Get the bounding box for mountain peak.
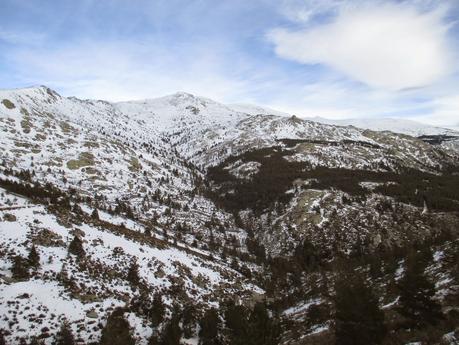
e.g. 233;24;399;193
171;91;196;98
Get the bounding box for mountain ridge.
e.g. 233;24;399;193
1;85;459;345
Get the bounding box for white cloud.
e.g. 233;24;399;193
269;2;453;90
6;39;251;102
280;0;345;23
0;29;46;46
263;79;416;119
414;95;459;129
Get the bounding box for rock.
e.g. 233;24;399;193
70;228;86;238
79;294;102;303
86;309;98;319
32;229;65;247
1;276;15;284
107;269;118;278
3;213;17;222
17;293;30;299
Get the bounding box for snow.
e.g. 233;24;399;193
0;279;123;343
382;296;399;309
0;187;260;344
308;324;329;335
306;116;459;137
1;85;459;343
283;298;322;316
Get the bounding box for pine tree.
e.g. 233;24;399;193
28;245;40;269
334;271;386;345
182;304;196;338
100;308;135;345
11;256;30;280
148;334;160;345
54;320;75;345
247;302;280;345
398;251;443;328
0;330;6;345
68;236;85;257
224;301;248;345
199;308;221;345
127;260;140;287
91;208;100;220
151;293;165;327
160;312;181;345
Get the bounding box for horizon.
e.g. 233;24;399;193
1;0;459;129
2;83;458;131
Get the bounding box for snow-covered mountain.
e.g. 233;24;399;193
305;116;459;137
1;86;459;345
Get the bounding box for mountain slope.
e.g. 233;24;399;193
1;86;459;344
306;116;459;136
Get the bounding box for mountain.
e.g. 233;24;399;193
1;86;459;345
305;116;458;136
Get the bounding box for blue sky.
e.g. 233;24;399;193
1;0;458;128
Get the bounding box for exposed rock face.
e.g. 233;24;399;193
31;229;65;247
3;213;16;222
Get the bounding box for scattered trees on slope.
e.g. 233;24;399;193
224;301;280;345
54;320;75;345
199;308;221;345
100;308;135;345
334;271;386;345
397;250;443;329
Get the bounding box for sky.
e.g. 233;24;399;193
0;0;458;129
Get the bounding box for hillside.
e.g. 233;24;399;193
1;86;459;345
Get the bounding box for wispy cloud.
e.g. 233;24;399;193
267;0;459;128
269;2;453;90
4;38;254;102
0;0;458;129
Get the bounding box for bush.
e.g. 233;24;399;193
397;251;443;328
1;99;15;109
28;245;40;269
11;256;30;280
127;260;140;287
68;236;85;257
199;308;221;345
100;308;135;345
334;272;386;345
54;320;75;345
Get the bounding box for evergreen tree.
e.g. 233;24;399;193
68;236;85;257
151;293;165;327
54;320;75;345
199;308;221;345
91;208;100;220
182;304;196;338
127;260;140;287
148;334;160;345
247;302;280;345
398;251;443;328
224;301;248;345
160;312;181;345
334;272;386;345
100;308;135;345
28;245;40;269
0;330;6;345
294;239;319;271
72;203;82;214
11;256;30;280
